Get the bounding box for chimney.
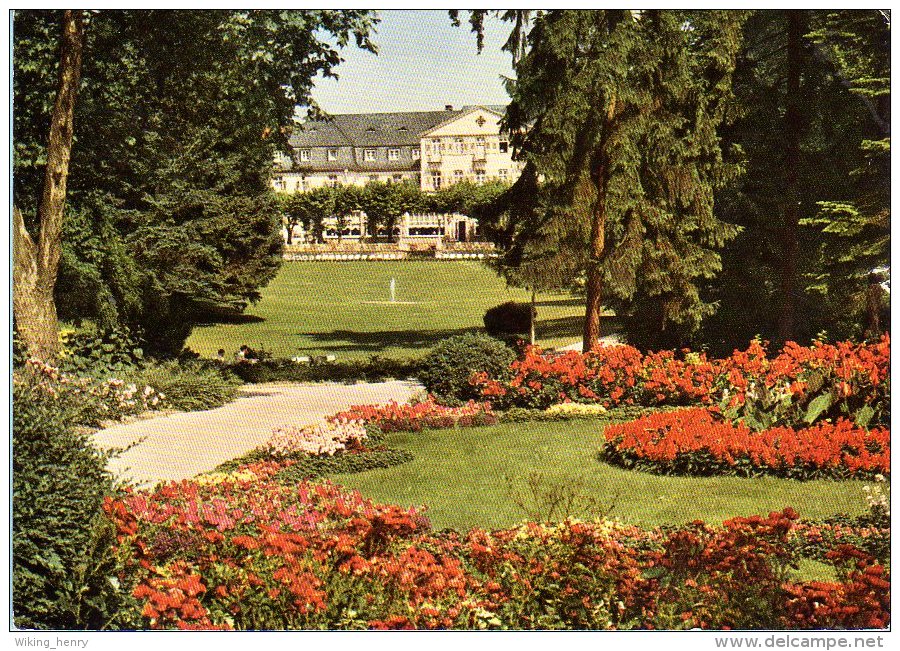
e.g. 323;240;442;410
445;104;453;111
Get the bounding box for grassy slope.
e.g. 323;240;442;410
186;261;588;359
328;419;869;531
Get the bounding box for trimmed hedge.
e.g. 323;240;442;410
483;301;533;338
226;356;422;384
274;448;414;483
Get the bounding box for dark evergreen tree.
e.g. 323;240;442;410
472;10;747;349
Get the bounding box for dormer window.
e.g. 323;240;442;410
388;148;400;161
299;149;310;162
328;149;338;161
364;149;376;162
412;148;420;160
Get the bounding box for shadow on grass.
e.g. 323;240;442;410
295;326;484;355
194;306;266;325
536;314;623;341
534;297;584;308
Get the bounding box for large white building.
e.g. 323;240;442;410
272;105;524;193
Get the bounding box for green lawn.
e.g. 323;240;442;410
328;419;869;531
187;261;591;359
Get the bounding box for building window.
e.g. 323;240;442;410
498;169;508;180
328;174;339;188
432;138;442;152
474;171;486;184
388;148;400;161
412;148;420;160
328;149;338;161
299;149;310;162
499;140;509;153
364;149;376;162
369;174;379;182
431;172;441;189
392;174;403;182
273;176;286;190
453;170;464;183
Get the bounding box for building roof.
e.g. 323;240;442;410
289;109;459;149
288;104;509;149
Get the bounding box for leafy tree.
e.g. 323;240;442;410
331;184;364;243
360;181;424;242
463;10;746;350
281;186;336;244
13;10;377;356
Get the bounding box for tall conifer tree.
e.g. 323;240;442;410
473;10;746;349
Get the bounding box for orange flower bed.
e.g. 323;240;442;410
601;407;890;479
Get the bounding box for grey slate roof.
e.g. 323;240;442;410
290;109;462;149
288;105;509;149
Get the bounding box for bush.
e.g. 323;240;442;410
274;448;415;483
127;361;240;412
483;301;533;338
12;375;123;629
419;333;515;404
227;356;422;384
59;326;145;377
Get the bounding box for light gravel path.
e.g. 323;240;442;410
92;380;422;487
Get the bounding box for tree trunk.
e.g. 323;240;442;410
12;10;85;361
863;273;883;340
529;288;536;346
777;10;804;343
582;97;616;353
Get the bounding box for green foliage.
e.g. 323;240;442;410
700;10;890;352
14;10;378;356
273;448;415;483
12;377;123;629
59;326;145;376
418;332;516;404
483;301;533;338
226;356;422;384
126;361;241;412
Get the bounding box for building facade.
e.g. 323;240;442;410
272;105;523;194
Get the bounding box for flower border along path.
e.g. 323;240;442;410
92;380;422;487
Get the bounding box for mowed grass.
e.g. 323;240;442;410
328;419;869;531
187;261;589;359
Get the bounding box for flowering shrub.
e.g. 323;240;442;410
329;398;497;433
264;420;368;458
17;358;163;426
103;472;890;630
471;336;890;431
600;407;889;479
545;402;608;417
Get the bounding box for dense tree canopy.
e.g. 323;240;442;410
13;10;377;355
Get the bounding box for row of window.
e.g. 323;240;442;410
426;137;509;154
430;169;507;189
294;148;422;163
292;140;510;164
273;172;414;191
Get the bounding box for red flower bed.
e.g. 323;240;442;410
601;407;890;479
104;467;890;630
471;336;890;429
329;398;497;433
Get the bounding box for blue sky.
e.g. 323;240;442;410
310;10;515;114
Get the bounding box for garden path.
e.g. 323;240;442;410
92;380;422;487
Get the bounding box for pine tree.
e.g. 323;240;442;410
494;10;746;349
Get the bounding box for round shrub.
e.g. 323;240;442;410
419;332;515;404
483;301;534;338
